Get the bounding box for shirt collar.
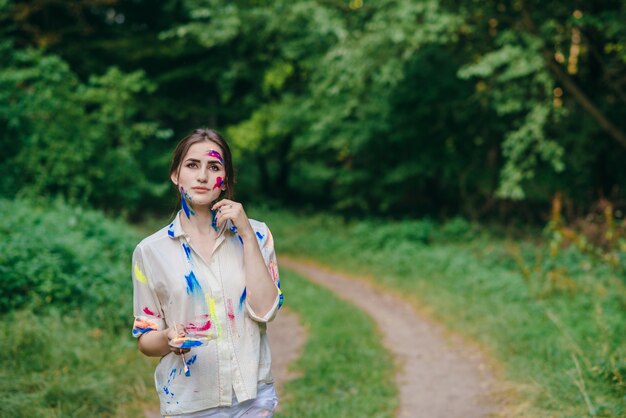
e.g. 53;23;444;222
167;210;232;240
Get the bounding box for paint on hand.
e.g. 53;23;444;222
180;187;196;219
239;288;247;311
212;176;223;190
168;223;175;238
184;270;202;295
207;150;224;165
132;318;158;337
238;235;244;245
230;225;237;233
134;263;148;284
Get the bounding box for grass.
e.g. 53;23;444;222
0;310;157;417
251;208;626;417
275;269;397;418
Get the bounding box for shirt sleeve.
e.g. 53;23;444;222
131;245;166;338
245;223;283;323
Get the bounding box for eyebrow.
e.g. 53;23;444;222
184;157;223;165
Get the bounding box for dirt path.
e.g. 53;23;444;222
280;256;502;418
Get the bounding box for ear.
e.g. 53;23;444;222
170;172;178;186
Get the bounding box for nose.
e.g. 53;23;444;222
197;167;208;183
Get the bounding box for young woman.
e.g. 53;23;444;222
131;128;283;417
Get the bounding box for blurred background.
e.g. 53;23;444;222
0;0;625;417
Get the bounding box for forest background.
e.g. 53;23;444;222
0;0;625;417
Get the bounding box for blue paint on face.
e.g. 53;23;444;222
182;242;192;262
185;270;202;295
239;287;247;311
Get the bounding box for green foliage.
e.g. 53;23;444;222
0;198;140;330
254;208;626;417
0;310;155;417
276;270;397;418
0;41;171;213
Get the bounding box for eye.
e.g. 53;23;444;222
186;162;198;168
209;164;221;171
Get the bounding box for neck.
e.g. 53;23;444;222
179;204;217;236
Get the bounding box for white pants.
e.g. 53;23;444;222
168;383;278;418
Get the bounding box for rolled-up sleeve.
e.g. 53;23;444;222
131;246;166;337
245;224;283;322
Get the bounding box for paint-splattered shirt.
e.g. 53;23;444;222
131;212;282;416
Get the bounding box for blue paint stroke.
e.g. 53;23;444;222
182;242;192;262
132;326;155;337
277;279;284;308
168;223;175;238
255;231;265;241
180;187;195;219
185;270;202;295
230;225;238;233
238;235;244;245
239;288;247;311
179;339;204;348
186;354;198;365
210;209;218;231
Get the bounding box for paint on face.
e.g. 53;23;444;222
255;231;265;241
143;307;161;317
180;187;196;219
210;209;218;231
184;270;202;295
239;288;247;311
182;242;192;262
207;150;224;165
168;223;175;238
212;176;223;190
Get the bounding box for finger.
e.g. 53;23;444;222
212;199;234;211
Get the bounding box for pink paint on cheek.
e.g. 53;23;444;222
212;176;224;190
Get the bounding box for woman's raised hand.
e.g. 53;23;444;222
212;199;254;240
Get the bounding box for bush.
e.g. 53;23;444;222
0;198;140;330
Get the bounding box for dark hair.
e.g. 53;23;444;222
169;128;235;200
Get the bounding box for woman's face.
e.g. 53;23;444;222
171;141;227;207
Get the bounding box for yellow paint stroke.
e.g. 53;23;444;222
134;262;148;284
207;293;222;338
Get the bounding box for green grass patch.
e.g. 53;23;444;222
0;310;157;417
253;208;626;417
276;269;397;418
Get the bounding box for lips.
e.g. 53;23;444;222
192;187;210;192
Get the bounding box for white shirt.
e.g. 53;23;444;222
131;211;283;416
